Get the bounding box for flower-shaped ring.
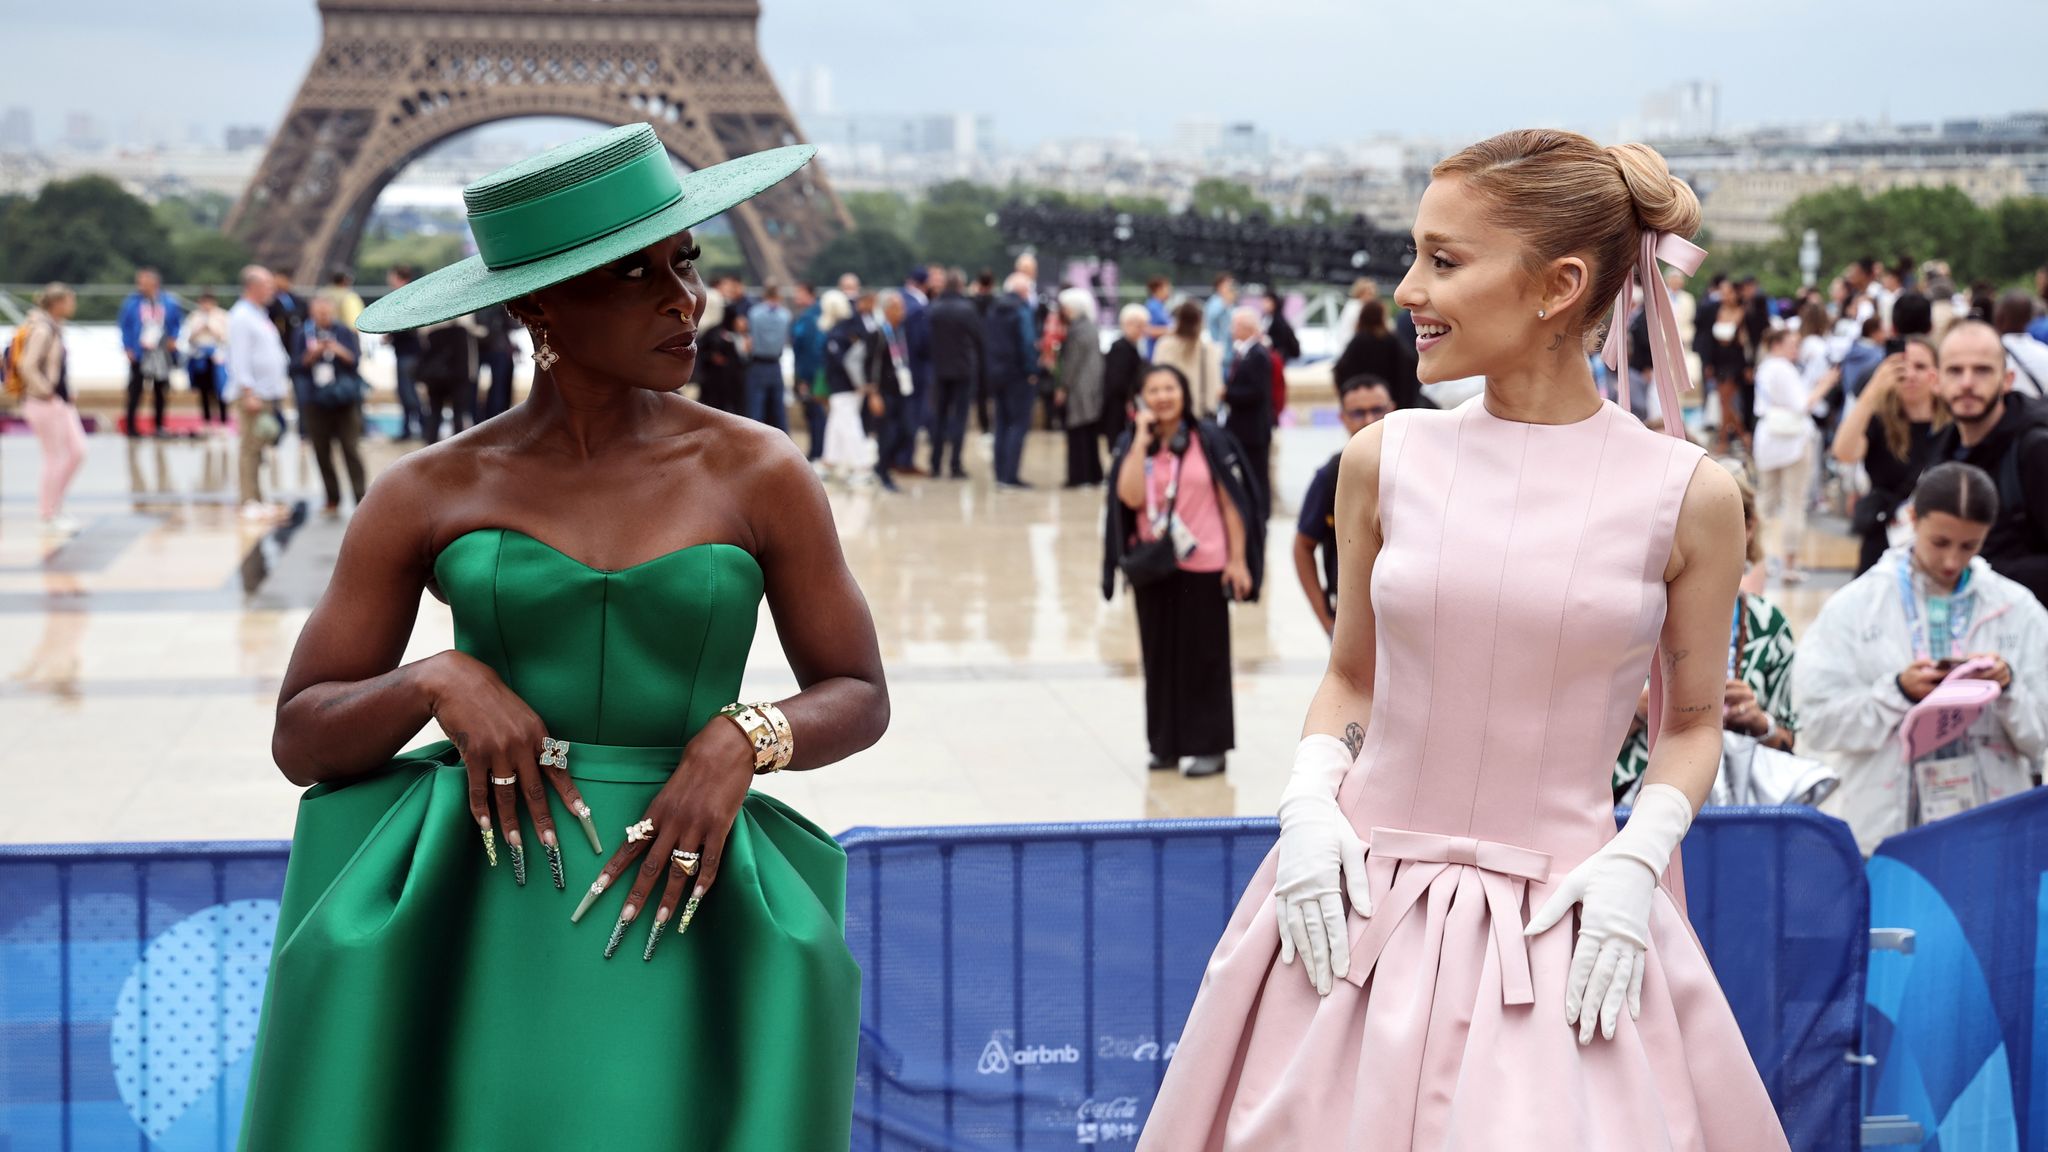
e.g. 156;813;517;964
539;738;569;771
625;818;656;844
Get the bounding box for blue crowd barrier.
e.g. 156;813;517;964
0;811;1864;1151
842;808;1868;1152
1866;787;2048;1152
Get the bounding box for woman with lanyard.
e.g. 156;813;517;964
1796;461;2048;854
1102;363;1263;778
1614;474;1799;804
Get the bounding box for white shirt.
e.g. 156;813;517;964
224;297;290;402
2004;333;2048;400
1752;354;1815;472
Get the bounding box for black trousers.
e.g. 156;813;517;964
1065;419;1103;486
303;402;367;507
189;358;225;423
421;374;475;443
126;361;169;436
1134;568;1235;759
1230;425;1272;517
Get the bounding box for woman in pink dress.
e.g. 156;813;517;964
1137;130;1791;1151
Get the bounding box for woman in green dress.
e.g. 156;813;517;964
239;125;887;1150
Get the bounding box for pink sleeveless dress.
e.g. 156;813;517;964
1137;399;1790;1151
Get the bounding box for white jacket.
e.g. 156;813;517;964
1795;545;2048;853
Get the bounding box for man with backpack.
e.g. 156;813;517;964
1931;319;2048;604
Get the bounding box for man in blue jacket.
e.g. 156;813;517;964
118;267;183;437
893;266;935;474
789;282;827;460
984;273;1040;488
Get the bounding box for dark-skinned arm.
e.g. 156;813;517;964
752;437;889;767
271;456;455;786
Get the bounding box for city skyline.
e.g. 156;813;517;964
6;0;2046;153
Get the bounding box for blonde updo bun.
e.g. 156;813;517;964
1605;142;1702;239
1433;129;1702;331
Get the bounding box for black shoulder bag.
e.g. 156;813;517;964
1119;449;1184;588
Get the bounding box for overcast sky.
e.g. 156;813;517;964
8;0;2045;150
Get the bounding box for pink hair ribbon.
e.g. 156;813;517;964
1601;229;1707;439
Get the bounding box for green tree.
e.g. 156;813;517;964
1189;178;1267;222
1993;197;2048;282
806;228;916;288
171;231;255;287
0;175;173;283
841;190;915;242
915;202;1006;273
1779;185;1999;284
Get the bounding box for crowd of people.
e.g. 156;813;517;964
13;235;2048;847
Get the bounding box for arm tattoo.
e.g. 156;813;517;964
1674;704;1713;715
1662;648;1691;671
1343;722;1366;759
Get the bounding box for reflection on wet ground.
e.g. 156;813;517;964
1;423;1852;843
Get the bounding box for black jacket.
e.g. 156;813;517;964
983;292;1035;386
1102;421;1266;602
929;290;985;385
1222;343;1273;440
1267;312;1301;362
1932;395;2048;603
1102;337;1145;427
1332;330;1429;410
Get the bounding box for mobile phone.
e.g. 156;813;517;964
1884;336;1906;356
1933;657;1961;674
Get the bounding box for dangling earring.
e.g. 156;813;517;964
533;326;559;373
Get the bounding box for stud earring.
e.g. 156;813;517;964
533;326;559;373
1537;308;1548;319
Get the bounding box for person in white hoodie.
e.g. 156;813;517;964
1796;461;2048;853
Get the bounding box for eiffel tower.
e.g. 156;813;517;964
227;0;847;287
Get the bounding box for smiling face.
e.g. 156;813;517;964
507;231;707;391
1394;176;1558;384
1140;367;1187;425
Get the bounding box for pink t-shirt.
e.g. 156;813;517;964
1138;434;1228;572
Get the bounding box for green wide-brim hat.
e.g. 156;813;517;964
357;123;814;333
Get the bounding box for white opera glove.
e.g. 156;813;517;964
1272;734;1372;996
1523;782;1694;1044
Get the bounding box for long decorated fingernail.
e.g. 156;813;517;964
507;837;527;887
603;904;637;960
678;895;702;935
479;820;498;868
571;874;609;924
642;910;670;961
545;842;565;890
574;803;602;854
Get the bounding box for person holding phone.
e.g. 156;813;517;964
1833;338;1950;573
1796;462;2048;853
1103;364;1263;777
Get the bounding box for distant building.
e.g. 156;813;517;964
61;111;105;153
1660;112;2048;246
224;125;269;152
0;107;33;153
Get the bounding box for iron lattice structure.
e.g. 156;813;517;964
227;0;847;287
993;202;1414;286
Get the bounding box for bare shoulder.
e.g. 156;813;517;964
692;404;814;494
1338;417;1388;483
1670;454;1743;577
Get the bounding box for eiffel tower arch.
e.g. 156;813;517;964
227;0;848;290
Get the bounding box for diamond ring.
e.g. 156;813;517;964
671;849;702;876
490;775;518;786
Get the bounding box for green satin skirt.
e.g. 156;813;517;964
239;740;861;1151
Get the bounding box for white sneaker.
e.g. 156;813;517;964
240;501;275;523
42;513;80;535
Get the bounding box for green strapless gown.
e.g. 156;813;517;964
239;529;860;1151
